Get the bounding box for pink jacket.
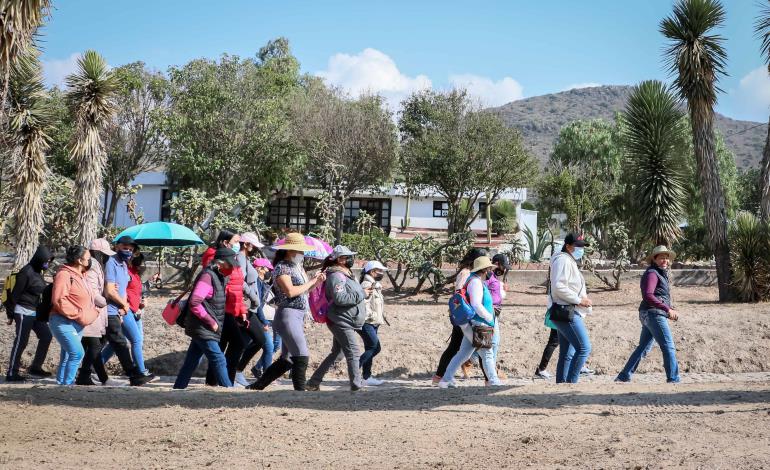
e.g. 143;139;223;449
82;262;108;337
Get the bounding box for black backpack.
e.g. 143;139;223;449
36;283;54;323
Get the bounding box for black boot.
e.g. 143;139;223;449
247;358;291;390
291;356;309;391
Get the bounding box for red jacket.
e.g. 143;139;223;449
201;246;216;269
127;266;143;313
225;266;246;317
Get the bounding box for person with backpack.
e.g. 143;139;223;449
616;246;681;384
173;248;241;389
247;233;324;391
358;260;388;386
549;233;593;384
5;246;54;382
232;232;267;387
305;245;366;391
432;248;487;385
236;257;274;384
438;256;502;388
49;246;100;385
76;239;112;385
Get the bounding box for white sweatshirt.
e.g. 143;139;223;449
548;251;591;317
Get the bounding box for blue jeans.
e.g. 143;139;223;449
102;312;146;373
174;338;233;389
554;315;592;383
617;311;680;383
358;323;382;379
49;314;85;385
440;325;499;385
256;321;281;371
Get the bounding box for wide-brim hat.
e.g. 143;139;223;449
645;245;676;264
273;232;315;253
471;256;496;273
240;232;264;249
89;238;116;256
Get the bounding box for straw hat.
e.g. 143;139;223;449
273;232;315;252
645;245;676;264
471;256;495;273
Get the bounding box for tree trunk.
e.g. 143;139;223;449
402;190;411;232
690;104;734;301
334;202;344;246
759;115;770;223
104;189;120;227
485;200;492;244
74;138;106;246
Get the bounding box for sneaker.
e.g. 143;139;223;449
614;376;630;383
431;375;442;385
534;369;552;380
437;381;457;389
485;380;504;387
28;367;52;378
130;374;155;387
234;372;249;387
75;377;96;386
141;371;159;383
5;374;27;383
460;361;472;379
305;383;320;391
232;382;245;389
102;378;126;387
251;366;263;380
364;377;384;386
580;366;595;375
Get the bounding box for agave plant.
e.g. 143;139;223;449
756;1;770;222
5;48;53;269
622;80;688;246
522;225;552;263
729;212;770;302
66;50;118;245
661;0;734;301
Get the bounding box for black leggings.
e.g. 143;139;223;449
208;314;266;384
78;337;109;383
537;328;560;372
435;325;463;378
236;313;267;371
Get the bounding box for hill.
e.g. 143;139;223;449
489;85;767;169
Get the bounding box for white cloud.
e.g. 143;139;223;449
316;48;431;112
564;82;602;91
41;53;81;88
733;66;770;121
448;74;524;107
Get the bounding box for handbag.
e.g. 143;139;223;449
472;325;495;349
162;287;192;326
548;303;575;322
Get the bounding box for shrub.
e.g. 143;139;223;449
729;212;770;302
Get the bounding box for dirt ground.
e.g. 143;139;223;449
0;282;769;468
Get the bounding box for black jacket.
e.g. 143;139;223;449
184;267;226;342
11;246;51;311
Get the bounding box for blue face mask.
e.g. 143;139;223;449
572;247;585;260
231;243;240;254
118;250;133;262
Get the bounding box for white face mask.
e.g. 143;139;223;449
292;254;304;265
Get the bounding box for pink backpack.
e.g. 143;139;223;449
308;276;330;323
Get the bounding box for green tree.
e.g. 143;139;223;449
45;86;76;178
399;89;535;235
756;1;770;222
622;80;688;246
163;41;302;197
736;168;762;215
661;0;735;301
66;51;118;246
102;61;170;226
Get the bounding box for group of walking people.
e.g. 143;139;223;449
4;229;681;389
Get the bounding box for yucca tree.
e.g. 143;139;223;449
729;212;770;302
5;48;52;269
757;1;770;222
661;0;735;301
66;51;117;245
623;80;688;246
0;0;50;99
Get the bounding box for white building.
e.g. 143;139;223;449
105;172;537;243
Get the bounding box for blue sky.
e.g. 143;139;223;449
39;0;769;122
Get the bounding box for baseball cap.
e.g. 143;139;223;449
363;260;388;273
563;233;589;247
214;247;240;267
491;253;511;269
329;245;357;260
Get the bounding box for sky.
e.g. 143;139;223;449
38;0;770;122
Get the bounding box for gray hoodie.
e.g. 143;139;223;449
325;266;366;329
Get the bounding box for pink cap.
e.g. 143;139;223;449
253;258;274;270
89;238;116;256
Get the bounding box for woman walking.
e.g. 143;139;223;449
438;256;501;388
616;246;681;384
358;260;389;386
306;246;367;391
49;246;99;386
173;248;240;389
6;245;53;382
76;239;112;385
232;233;267;386
236;258;274;382
247;233;324;391
549;234;593;384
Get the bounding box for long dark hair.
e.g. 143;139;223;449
321;255;336;272
214;229;237;248
131;252;145;268
273;249;289;266
65;245;87;265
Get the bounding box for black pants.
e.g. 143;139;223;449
435;325;463;378
207;315;265;384
236;312;267;372
77;337;109;383
105;316;139;378
537;328;560;372
7;314;52;376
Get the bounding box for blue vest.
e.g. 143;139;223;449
470;274;495;326
639;266;671;312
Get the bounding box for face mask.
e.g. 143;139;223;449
263;272;272;282
344;257;354;269
572;247;585;260
231;243;240;254
485;271;493;280
118;250;133;262
292;254;304;265
219;264;234;276
373;274;384;281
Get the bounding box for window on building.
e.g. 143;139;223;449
433;201;449;218
267;197;318;233
478;201;488;219
343;198;392;234
160;189;176;222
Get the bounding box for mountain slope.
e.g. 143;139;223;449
489;85;767;169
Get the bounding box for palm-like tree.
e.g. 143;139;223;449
0;0;50;98
756;1;770;222
66;51;117;245
5;48;52;269
623;80;688;246
660;0;734;301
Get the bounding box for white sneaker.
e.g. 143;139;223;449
535;369;552;380
102;378;126;387
232;381;245;389
235;372;249;387
486;380;504;387
437;381;457;389
364;377;385;386
580;366;595;375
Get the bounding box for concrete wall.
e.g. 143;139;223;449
390;196;523;231
103;172;168;227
